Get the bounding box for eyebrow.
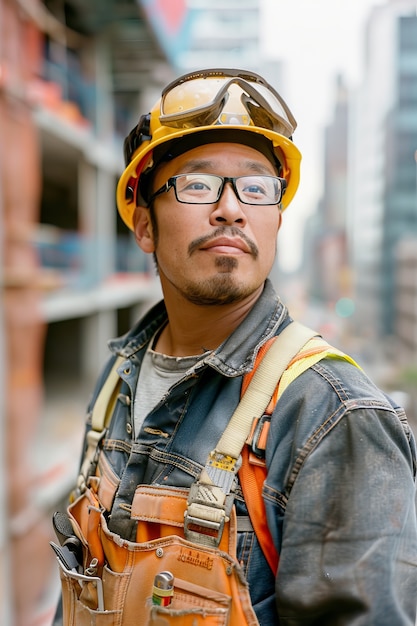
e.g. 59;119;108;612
178;159;275;176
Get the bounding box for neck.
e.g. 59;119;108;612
154;284;264;356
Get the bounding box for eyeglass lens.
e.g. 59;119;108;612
173;174;282;205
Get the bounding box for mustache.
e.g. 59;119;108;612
188;226;259;258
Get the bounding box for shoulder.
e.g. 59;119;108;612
265;355;416;495
280;354;394;413
267;355;408;464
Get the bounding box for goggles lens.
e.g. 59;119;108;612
159;69;296;138
149;173;286;206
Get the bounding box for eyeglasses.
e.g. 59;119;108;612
147;173;287;206
159;68;297;138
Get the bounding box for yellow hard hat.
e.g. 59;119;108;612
117;68;302;231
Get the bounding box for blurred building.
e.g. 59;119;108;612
299;0;417;367
349;0;417;342
395;236;417;360
307;0;417;359
0;1;184;623
305;75;350;306
172;0;284;105
394;235;417;424
175;0;260;71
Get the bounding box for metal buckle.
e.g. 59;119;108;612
184;482;235;548
183;510;226;548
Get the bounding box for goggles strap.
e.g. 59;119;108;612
123;114;151;166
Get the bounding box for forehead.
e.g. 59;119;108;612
155;142;278;182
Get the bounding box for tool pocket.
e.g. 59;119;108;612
148;606;229;626
60;563;122;626
146;576;231;625
58;557;129;625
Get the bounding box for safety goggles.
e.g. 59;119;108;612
159;69;297;138
148;173;287;206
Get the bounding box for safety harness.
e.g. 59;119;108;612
53;321;359;625
76;321;357;564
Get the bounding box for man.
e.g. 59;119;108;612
53;69;417;625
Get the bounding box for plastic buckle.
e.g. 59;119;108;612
251;413;271;459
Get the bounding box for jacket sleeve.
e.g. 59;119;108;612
273;398;417;625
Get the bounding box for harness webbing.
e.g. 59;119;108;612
184;322;318;547
77;355;124;495
76;321;359;573
239;336;361;573
209;322;317;462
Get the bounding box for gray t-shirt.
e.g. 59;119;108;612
133;342;211;437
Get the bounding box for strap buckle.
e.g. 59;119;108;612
248;414;271;459
75;427;106;496
184;482;235;548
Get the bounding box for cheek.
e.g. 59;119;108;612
153;217;191;262
154;208;205;251
254;215;280;264
253;213;281;245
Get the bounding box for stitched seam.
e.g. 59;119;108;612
262;484;287;510
103;439;132;454
132;444;204;479
238;529;255;578
311;361;353;403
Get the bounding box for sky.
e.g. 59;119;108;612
259;0;387;271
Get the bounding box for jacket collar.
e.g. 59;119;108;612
108;279;290;377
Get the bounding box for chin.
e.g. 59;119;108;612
181;274;258;306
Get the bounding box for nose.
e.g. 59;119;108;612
209;182;248;226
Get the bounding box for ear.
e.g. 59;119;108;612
133;206;155;253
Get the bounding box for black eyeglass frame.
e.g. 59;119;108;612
147;174;287;207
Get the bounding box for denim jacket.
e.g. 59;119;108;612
71;279;417;625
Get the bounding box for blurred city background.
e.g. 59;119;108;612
1;0;417;623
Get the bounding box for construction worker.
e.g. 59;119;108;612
52;69;417;625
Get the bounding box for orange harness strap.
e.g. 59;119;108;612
238;336;339;574
240;444;279;572
239;338;279;573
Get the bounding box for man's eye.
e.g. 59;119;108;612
243;184;266;195
241;182;269;198
177;176;216;198
185;181;211;191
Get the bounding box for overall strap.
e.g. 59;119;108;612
76;355;125;496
